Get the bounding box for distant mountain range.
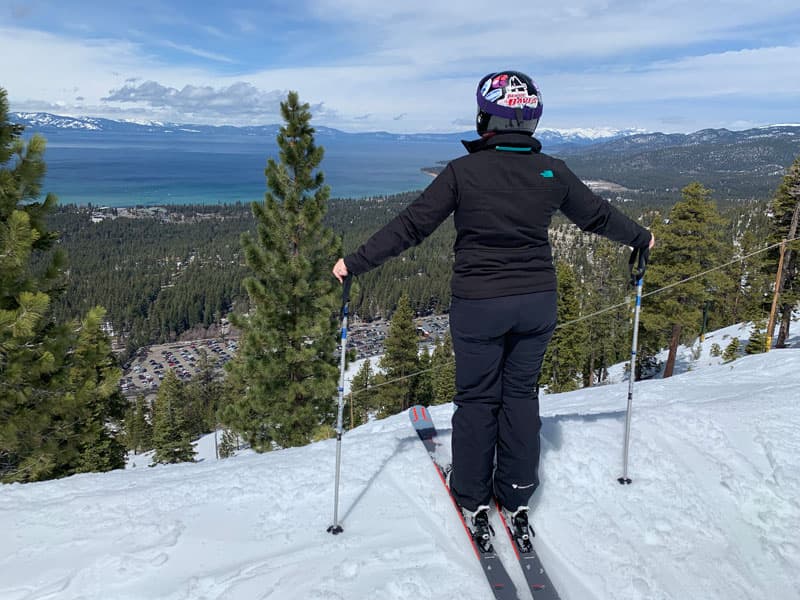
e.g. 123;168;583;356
557;125;800;155
557;124;800;200
11;111;646;150
11;112;800;201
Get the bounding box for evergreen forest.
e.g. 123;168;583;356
44;189;775;356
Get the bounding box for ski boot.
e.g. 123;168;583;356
462;505;494;553
502;506;535;553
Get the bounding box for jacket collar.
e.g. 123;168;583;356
461;132;542;154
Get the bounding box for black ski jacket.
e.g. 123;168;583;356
344;132;651;299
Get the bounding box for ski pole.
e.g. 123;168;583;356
618;247;648;485
328;274;353;534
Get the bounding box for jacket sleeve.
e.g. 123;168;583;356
343;164;458;276
555;160;651;248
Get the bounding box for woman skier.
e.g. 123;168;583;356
332;70;654;539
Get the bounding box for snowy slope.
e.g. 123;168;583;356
1;333;799;599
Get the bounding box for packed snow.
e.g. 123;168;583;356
1;323;799;600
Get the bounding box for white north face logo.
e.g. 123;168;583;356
512;483;535;490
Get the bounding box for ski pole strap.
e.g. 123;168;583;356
628;247;649;286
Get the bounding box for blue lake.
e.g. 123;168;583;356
37;129;466;206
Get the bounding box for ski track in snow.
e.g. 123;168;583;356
1;325;799;600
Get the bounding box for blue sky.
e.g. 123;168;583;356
2;0;799;133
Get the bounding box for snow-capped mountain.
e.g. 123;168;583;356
11;112;283;136
564;125;800;155
13;111;800;154
536;126;648;145
11;112;107;131
11;111;641;146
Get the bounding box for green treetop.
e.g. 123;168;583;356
640;182;731;377
151;369;195;464
376;293;419;415
541;261;587;392
349;358;375;426
431;333;456;405
222;91;342;451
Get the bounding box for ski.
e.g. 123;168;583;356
408;405;521;600
495;500;562;600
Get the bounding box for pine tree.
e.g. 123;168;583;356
726;229;772;325
70;307;127;474
746;321;767;355
186;349;221;437
222;92;342;451
766;155;800;348
581;239;630;386
349;358;375;425
218;429;239;459
126;395;153;454
376;293;419;416
722;338;741;363
431;333;456;405
541;262;587;392
1;88;125;482
412;348;434;407
640;182;731;377
151;370;194;464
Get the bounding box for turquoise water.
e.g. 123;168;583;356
38;129;464;206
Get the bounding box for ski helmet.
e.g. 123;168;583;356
476;71;543;135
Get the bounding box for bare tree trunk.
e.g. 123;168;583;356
586;350;595;388
663;323;682;378
776;304;793;348
767;204;800;348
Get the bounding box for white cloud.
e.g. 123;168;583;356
102;80;288;120
544;45;800;107
0;26;222;120
306;0;800;65
2;0;799;134
157;40;236;64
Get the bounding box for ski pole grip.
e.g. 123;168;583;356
628;247;649;286
342;274;353;306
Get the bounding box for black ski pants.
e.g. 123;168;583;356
448;290;557;512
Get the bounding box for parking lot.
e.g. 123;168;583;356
346;313;450;359
120;338;238;396
120;314;451;396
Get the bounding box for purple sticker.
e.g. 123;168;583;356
492;74;509;88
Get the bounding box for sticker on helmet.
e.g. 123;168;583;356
492;74;509;88
496;75;539;108
498;93;539;108
485;88;503;102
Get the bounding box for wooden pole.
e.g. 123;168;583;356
765;240;787;352
766;200;800;351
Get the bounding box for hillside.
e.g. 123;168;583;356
409;126;800;202
559;125;800;200
1;325;798;600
